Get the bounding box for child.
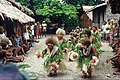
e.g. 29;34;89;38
55;28;66;45
36;38;66;77
77;39;99;78
55;28;69;61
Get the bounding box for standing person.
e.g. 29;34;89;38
31;24;35;38
42;21;47;37
109;28;114;43
55;28;67;52
34;23;37;39
102;21;107;40
22;23;30;41
105;20;111;42
36;22;40;40
0;26;6;42
30;24;35;47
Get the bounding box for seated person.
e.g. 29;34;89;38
106;47;120;75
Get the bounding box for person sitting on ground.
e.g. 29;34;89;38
0;38;24;62
106;47;120;75
11;33;26;56
111;38;120;52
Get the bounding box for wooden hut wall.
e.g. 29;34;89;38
0;16;25;38
5;18;14;37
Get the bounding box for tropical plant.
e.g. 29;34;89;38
35;0;82;30
63;0;103;6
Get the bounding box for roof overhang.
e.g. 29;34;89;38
86;3;107;13
0;0;35;23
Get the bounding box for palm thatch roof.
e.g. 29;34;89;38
6;0;34;15
0;0;35;23
80;12;92;27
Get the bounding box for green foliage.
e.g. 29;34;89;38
63;0;103;6
16;0;83;30
16;0;29;7
36;0;78;18
18;64;30;69
35;0;82;30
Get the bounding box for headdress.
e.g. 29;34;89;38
56;28;65;36
45;38;56;46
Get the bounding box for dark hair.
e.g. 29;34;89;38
84;29;91;37
69;32;74;36
81;39;91;47
45;38;56;46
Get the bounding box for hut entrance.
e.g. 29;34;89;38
0;16;4;26
5;19;14;37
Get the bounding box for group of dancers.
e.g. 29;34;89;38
36;26;101;78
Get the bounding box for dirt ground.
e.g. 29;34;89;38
16;35;120;80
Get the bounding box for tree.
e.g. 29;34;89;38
35;0;81;28
63;0;103;6
16;0;83;30
109;0;120;14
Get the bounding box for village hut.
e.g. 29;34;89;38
0;0;35;37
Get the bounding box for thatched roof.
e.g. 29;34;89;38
6;0;34;15
0;0;35;23
80;12;92;27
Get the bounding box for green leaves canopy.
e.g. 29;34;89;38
36;0;79;19
63;0;103;6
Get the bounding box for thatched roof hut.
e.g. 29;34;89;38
6;0;34;15
0;0;35;37
0;0;35;23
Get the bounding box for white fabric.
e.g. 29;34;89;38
102;24;110;33
69;51;78;61
82;64;88;75
42;23;47;30
91;56;99;66
9;40;13;46
106;30;110;34
102;25;107;33
43;27;47;30
31;25;34;35
23;32;29;40
0;33;6;42
42;23;47;27
47;46;58;58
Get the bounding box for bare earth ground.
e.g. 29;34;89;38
16;35;120;80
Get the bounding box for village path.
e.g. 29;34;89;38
16;35;120;80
